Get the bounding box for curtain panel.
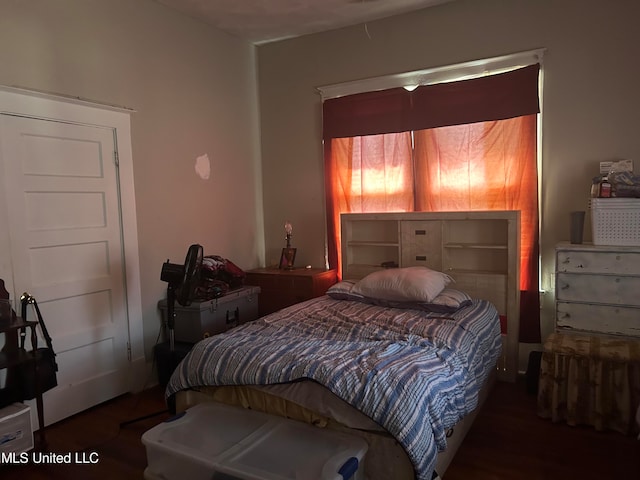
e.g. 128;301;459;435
324;133;414;277
413;115;540;342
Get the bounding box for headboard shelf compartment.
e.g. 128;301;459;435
341;210;520;382
347;240;399;246
344;217;399;243
444;243;508;249
447;267;510;276
444;247;508;275
342;217;401;272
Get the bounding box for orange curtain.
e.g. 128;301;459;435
325;133;413;277
414;115;540;342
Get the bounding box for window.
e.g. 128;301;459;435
321;53;543;342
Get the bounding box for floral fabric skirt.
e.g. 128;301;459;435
537;332;640;435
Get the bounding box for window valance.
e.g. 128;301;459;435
322;63;540;140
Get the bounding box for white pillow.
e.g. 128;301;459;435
351;266;453;303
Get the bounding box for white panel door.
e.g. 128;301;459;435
0;114;130;426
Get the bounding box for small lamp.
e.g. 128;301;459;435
279;221;297;270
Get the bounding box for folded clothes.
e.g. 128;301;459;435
608;171;640;197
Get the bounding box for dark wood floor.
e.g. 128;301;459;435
2;378;639;479
445;379;640;480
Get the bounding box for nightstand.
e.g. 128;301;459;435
245;268;337;316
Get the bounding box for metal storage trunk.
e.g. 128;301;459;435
158;286;260;343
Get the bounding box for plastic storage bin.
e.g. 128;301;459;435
0;403;33;454
142;402;368;480
590;198;640;246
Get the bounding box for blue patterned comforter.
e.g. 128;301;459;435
166;295;502;480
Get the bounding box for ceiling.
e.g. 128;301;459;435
154;0;454;45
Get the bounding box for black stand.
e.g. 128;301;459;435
120;409;168;428
120;282;181;428
122;245;202;428
166;282;177;352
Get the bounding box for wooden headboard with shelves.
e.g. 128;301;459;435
340;210;521;382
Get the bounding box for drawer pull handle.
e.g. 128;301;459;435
416;255;427;261
561;283;570;290
415;230;426;235
562;256;570;264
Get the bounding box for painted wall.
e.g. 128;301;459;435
0;0;263;361
257;0;640;341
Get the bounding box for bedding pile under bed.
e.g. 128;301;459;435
166;293;502;480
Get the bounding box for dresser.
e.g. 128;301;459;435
554;242;640;337
245;268;337;316
537;243;640;434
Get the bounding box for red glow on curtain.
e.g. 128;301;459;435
325;133;413;277
414;115;540;341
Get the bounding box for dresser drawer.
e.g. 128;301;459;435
400;220;443;270
556;301;640;337
556;250;640;274
556;273;640;306
246;272;315;296
248;274;299;291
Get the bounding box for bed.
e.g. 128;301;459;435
165;211;521;480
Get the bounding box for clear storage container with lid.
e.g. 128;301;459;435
142;401;368;480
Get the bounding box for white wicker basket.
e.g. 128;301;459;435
590;198;640;246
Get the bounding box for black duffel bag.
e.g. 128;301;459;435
17;293;58;400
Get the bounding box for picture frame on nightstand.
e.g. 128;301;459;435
278;247;296;270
